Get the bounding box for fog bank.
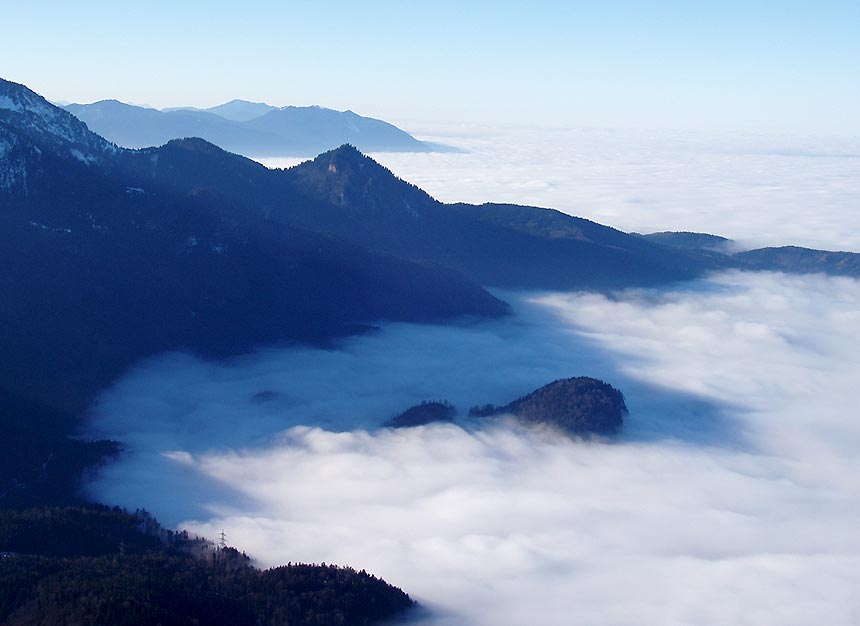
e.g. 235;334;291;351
258;126;860;251
85;272;860;625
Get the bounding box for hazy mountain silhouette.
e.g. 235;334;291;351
63;99;451;156
164;99;279;122
63;99;285;153
206;99;278;121
641;231;860;276
734;245;860;276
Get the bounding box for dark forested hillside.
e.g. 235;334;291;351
0;78;506;417
0;507;414;626
0;77;506;515
471;377;628;436
0;390;117;510
277;147;715;289
385;401;457;428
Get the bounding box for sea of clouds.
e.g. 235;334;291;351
85;271;860;625
261;124;860;252
84;127;860;624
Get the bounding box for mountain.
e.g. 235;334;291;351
63;99;286;153
139;140;712;290
243;146;721;289
205;99;278;121
62;99;450;156
0;389;117;509
242;105;444;154
734;246;860;276
470;377;628;436
639;231;735;253
642;233;860;277
0;507;415;626
5;75;860;505
1;77;506;422
164;99;279;122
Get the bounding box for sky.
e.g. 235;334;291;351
3;1;859;133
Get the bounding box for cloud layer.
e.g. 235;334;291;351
85;271;860;626
258;126;860;252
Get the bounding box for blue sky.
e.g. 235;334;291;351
3;1;858;132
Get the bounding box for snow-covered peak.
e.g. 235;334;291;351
0;77;116;162
1;79;68;123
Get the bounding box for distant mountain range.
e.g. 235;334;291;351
61;99;454;156
3;75;860;506
164;99;279;122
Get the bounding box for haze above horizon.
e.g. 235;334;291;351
3;1;858;135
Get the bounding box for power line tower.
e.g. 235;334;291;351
218;529;227;550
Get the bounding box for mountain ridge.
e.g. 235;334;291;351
1;78;507;418
3;75;858;505
62;98;453;156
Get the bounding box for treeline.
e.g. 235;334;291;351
0;507;414;626
470;377;628;436
385;400;456;428
0;505;186;557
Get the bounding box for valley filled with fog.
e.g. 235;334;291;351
260;125;860;251
84;129;860;625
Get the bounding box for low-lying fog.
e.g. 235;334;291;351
259;125;860;251
85;271;860;626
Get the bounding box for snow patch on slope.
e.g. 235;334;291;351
71;148;96;164
0;94;22;112
0;132;33;193
0;79;115;163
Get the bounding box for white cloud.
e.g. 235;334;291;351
85;271;860;626
256;125;860;252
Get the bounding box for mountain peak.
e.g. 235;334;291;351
221;98;269;107
163;136;224;153
288;144;438;213
0;77;115;164
205;99;277;122
1;78;57;116
311;144;390;178
323;142;364;162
